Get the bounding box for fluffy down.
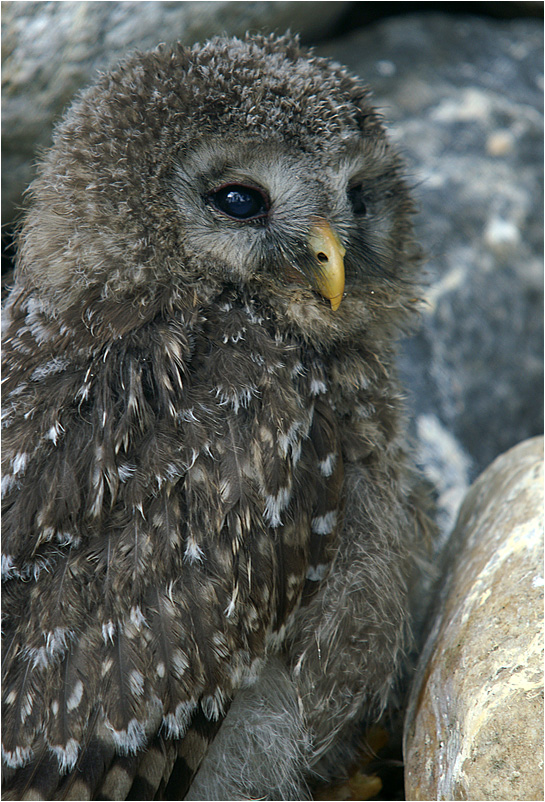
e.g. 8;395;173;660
2;33;431;801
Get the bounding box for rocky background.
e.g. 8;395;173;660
404;436;543;801
2;3;543;801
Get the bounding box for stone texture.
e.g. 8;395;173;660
404;436;544;801
1;0;350;222
320;14;543;534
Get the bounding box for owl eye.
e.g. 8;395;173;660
207;184;269;221
348;184;368;216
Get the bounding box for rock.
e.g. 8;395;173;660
403;436;544;801
1;0;350;223
319;14;543;531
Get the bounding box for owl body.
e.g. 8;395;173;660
2;36;428;800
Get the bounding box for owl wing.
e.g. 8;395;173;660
1;298;344;800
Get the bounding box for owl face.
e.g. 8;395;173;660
16;35;415;340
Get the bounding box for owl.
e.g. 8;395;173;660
2;34;430;801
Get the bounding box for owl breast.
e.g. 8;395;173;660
1;285;345;783
173;292;345;633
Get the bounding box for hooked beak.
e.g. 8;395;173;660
307;220;346;311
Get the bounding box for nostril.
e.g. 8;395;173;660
316;252;329;263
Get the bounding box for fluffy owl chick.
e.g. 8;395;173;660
2;34;430;801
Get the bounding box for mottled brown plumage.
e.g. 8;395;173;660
2;34;430;800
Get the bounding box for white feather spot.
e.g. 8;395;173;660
26;302;54;344
51;700;59;716
293;652;305;678
45;627;69;658
101;657;114;677
67;680;84;712
243;303;263;324
118;463;136;482
30;357;70;381
162;700;197;738
214;384;256;413
130;605;147;628
56;531;81;547
102;620;116;644
172;649;189;677
5;689;17;706
311;510;337;535
278;421;302;458
233;329;246;343
264;487;291;528
306;563;329;581
12;452;29;475
21;692;33;722
1;474;16;498
310;378;327;396
46;421;64;445
1;554;16;579
2;745;33;769
201;688;226;721
76;382;91;402
224;585;239;618
219;478;232;502
179;407;199;423
186;448;199;470
184;538;204;564
105;718;146;755
27;646;48;670
49;739;80;773
318;453;337;478
156;661;166;678
129;670;145;697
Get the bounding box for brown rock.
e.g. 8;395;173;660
404;436;544;801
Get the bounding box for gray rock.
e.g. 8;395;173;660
320;14;543;528
2;0;350;222
404;436;544;801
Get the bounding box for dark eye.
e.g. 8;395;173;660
207;184;269;220
348;184;368;216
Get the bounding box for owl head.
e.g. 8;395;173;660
13;34;418;344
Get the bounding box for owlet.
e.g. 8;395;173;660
2;34;430;801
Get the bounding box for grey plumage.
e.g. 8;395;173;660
2;34;431;800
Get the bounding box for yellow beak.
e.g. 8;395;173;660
307;220;346;311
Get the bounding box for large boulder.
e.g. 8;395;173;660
404;436;544;801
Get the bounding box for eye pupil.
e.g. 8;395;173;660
348;184;367;216
208;184;268;220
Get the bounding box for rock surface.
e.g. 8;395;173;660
320;14;543;534
2;0;349;222
404;436;544;801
